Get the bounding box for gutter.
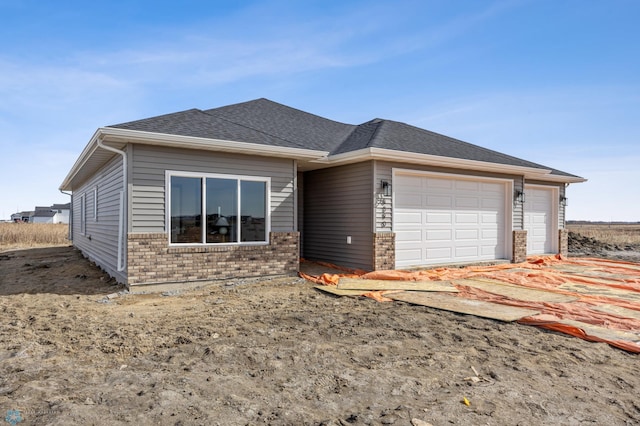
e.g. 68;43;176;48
96;139;127;272
59;189;73;241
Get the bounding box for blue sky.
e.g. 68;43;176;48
1;0;638;221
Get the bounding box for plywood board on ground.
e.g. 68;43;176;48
558;283;640;303
545;317;640;343
313;286;367;297
388;291;540;322
553;270;638;283
591;304;640;321
338;278;458;292
456;279;577;303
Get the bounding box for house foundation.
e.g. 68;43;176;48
127;231;299;287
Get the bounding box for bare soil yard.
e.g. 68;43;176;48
1;245;639;425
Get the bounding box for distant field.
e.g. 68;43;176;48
0;223;69;250
567;223;640;245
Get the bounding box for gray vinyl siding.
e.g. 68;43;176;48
513;176;525;230
297;171;304;252
374;160;522;232
303;161;374;271
71;155;125;282
129;144;295;233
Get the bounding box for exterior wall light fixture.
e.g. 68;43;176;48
381;180;392;197
514;190;525;204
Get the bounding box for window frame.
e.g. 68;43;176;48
165;170;271;246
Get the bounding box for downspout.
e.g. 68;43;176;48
96;138;127;272
59;189;72;241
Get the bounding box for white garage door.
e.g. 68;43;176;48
394;173;507;268
524;186;554;254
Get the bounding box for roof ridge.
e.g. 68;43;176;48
201;105;321;151
207;98;354;127
106;108;203;128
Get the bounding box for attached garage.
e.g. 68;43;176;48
524;185;557;254
394;171;511;268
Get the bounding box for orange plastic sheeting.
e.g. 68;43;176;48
301;256;640;353
519;315;640;354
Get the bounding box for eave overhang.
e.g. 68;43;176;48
60;128;586;192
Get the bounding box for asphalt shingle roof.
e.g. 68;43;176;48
108;98;578;177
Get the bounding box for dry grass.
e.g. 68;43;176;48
567;224;640;245
0;223;70;250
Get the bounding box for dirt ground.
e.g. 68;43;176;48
1;246;639;425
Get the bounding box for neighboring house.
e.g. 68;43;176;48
32;209;59;224
50;203;71;224
11;203;71;224
11;211;34;223
59;98;585;290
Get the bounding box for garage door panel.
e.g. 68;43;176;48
426;212;452;224
455;197;480;209
456;180;479;191
455;213;480;224
395;229;422;243
427;178;454;190
395;174;507;267
455;229;479;239
455;246;480;258
396;248;423;264
426;229;452;240
426;195;453;208
395;192;423;208
394;210;422;226
426;247;453;261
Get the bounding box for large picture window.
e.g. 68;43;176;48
168;172;269;245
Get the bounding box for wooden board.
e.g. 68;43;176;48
591;304;640;321
338;278;458;292
546;317;640;343
388;291;540;322
558;283;640;303
456;279;577;303
314;285;367;297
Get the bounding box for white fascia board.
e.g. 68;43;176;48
60;127;329;191
59;129;103;191
100;127;328;160
314;147;551;174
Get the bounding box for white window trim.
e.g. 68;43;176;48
93;186;98;221
165;170;271;246
79;193;86;235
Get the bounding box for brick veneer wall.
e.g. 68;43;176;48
512;230;528;263
373;232;395;270
559;229;568;257
127;232;299;286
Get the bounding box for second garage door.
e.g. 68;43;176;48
524;186;555;254
394;173;508;268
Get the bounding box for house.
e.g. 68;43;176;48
11;211;34;223
32;208;59;224
59;98;585;290
50;203;71;224
11;203;71;224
